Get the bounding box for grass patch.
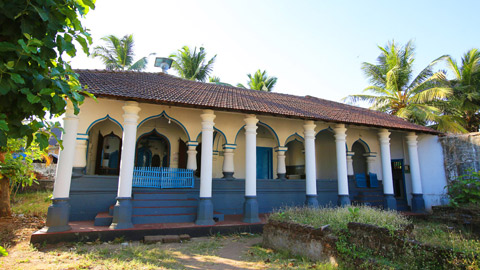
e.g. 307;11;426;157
78;243;183;270
269;205;411;232
11;190;51;218
412;220;480;254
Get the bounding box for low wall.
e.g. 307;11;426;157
263;220;475;267
262;220;338;262
429;205;480;235
69;176;339;221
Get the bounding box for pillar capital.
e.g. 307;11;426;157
223;144;237;150
363;152;377;157
200;109;216;122
244;114;259;126
405;132;418;147
303;121;316;138
65;99;77;119
186;141;199;147
333;124;347;142
275;146;288;152
346;151;355;157
122;101;140;124
378;129;391;141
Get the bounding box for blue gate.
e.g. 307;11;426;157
132;167;195;188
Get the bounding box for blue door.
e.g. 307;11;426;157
256;147;273;179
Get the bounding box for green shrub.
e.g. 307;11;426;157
269;205;411;232
446;170;480;206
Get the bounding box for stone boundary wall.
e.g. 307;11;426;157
262;219;338;262
263;220;475;266
430;205;480;235
440;132;480;183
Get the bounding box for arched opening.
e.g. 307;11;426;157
135;130;170;167
285;139;305;179
315;129;337;179
136;115;189;168
195;130;226;178
86;117;123;175
233;122;278;179
352;140;368;175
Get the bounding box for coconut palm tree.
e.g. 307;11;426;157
343;40;465;133
169;46;216;82
444;49;480;132
92;34;152;71
237;69;277;92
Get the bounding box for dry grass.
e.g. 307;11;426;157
269;205;411;232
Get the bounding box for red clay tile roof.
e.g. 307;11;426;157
76;69;439;134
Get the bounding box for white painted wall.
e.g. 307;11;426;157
417;134;449;210
315;130;337;179
76;97;448;208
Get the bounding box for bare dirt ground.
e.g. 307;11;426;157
0;216;271;270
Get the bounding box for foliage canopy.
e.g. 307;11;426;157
237;69;277;92
92;34;152;71
0;0;95;149
344;40;465;133
444;49;480;132
170;46;216;82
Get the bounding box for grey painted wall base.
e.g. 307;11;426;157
222;172;235;180
110;197;133;229
411;193;426;213
195;197;215;225
277;173;286;180
305;194;319;208
383;194;397;210
44;198;71;232
337;194;351;206
243;196;260;223
72;167;85;177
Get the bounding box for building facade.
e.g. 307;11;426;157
44;70;448;232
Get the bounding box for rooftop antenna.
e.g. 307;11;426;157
154;57;173;73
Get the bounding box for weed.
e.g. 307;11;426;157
0;245;8;256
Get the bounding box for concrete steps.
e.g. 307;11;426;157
94;191;224;226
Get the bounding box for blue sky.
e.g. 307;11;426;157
71;0;480;103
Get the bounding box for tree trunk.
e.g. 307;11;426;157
0;151;12;217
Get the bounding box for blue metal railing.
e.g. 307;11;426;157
132;167;194;189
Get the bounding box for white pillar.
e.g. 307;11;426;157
333;124;350;206
117;101;141;198
110;101;141;229
406;132;426;212
378;129;397;210
303;120;318;206
52;101;79;199
244;115;258;196
199;110;216;198
364;154;376;174
243;115;260;223
346;151;355;176
45;100;79;232
73;138;87;173
406;132;423;194
186;141;198;171
276;146;288;179
196;110;216;225
222;144;236;179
